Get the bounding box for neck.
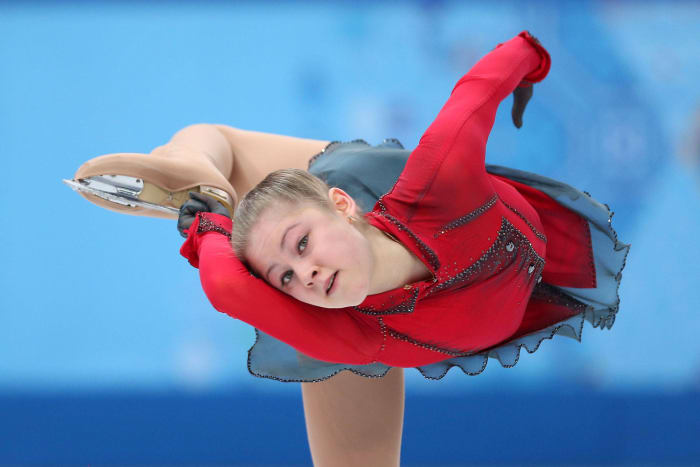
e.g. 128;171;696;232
364;224;431;294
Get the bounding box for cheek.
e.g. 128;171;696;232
343;230;373;273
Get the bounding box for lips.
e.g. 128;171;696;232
325;271;338;295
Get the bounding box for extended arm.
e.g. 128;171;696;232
383;31;550;223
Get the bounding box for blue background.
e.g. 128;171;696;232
1;0;699;464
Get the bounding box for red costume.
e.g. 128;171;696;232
181;32;626;373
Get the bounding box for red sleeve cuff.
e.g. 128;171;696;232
517;30;551;84
179;212;233;269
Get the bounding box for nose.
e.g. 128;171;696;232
298;263;320;288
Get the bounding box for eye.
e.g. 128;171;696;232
298;234;308;253
281;270;293;287
281;234;308;288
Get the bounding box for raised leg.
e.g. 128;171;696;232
72;124;404;465
212;124;330;197
71;124;330;218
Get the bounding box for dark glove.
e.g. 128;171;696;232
177;191;231;238
511;31;541;129
511;83;533;129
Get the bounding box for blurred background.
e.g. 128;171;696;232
1;0;698;465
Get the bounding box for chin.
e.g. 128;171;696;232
346;292;368;307
319;294;366;309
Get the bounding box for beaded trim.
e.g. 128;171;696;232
307;139;370;169
498;195;547;242
434;194;498;238
353;288;420;316
246;328;390;383
530;282;589;316
429;217;544;296
414;314;586;380
377;317;388;355
386;328;473;357
197;214;231;239
376;199;441;271
382;137;404;148
582;216;596;288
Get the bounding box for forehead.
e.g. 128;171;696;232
245;203;329;267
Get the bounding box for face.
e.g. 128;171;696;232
244;192;374;309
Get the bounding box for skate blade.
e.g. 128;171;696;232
63;175;180;215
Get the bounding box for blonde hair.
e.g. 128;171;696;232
231;168;338;261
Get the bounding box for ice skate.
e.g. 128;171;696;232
64;149;237;220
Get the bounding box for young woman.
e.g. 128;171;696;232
177;30;629;376
70;31;629;466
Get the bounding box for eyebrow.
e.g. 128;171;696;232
265;222;301;282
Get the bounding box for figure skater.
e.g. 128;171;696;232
67;31;629;466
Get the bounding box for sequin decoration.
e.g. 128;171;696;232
428;217;545;296
354;288;420;316
498;195;547;242
382;138;405;148
530;282;589;317
246;328;391;383
376;199;441;271
387;328;474;357
197;213;231;239
307;139;370;169
434;194;498;238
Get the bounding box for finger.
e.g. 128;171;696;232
184;204;209;220
512;105;523;129
511;85;533;129
177;214;192;237
189;191;216;205
187;191;222;212
180;198;209;215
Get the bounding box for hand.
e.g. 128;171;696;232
177;191;231;238
511;83;533;129
511;31;542;129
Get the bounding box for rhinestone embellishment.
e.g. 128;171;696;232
354;288;420;316
387;328;473;357
197;214;231;239
528;264;535;274
434;195;497;238
307;139;370;169
376;199;441;271
498;195;547;242
428;217;544;296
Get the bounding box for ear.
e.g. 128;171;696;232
328;187;358;218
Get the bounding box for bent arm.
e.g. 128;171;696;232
182;213;383;364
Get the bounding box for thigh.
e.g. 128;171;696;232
301;368;404;467
214;125;330;196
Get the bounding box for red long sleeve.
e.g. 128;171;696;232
378;31;550;229
180;213;384;365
